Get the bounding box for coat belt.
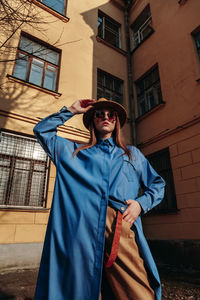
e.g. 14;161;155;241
105;210;122;268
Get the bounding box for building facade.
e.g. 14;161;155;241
0;0;130;269
0;0;199;269
129;0;200;267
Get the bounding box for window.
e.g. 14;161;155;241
131;4;153;50
37;0;66;15
98;11;121;48
147;148;177;213
97;69;123;104
136;65;163;117
193;31;200;61
13;34;60;92
0;131;49;207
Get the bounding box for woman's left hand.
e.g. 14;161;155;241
122;199;142;224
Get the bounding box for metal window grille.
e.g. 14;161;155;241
97;69;123;104
0;131;49;208
136;66;163;117
147;148;177;213
98;12;121;48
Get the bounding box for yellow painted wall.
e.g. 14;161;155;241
0;0;130;244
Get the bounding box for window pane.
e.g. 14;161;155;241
43;0;65;14
44;66;56;90
20;37;42;56
97;71;104;85
97;70;123;103
147;148;177;212
98;16;103;38
105;19;119;33
29;58;44;86
9;167;29;206
46;50;59;65
97;87;104;99
136;66;163;116
138;96;146;116
146;88;155;110
13;53;28;81
29;172;45;206
104;29;119;47
105;76;113;90
20;36;59;65
0;159;10;205
195;32;200;48
114;80;122;94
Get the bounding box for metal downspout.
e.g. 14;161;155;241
124;1;136;145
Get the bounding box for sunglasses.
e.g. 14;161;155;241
94;110;117;122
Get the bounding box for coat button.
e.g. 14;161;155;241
121;207;125;211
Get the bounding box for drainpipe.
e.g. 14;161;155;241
124;0;136;145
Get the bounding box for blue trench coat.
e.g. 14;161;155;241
34;107;165;300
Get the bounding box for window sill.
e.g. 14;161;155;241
7;74;62;98
0;205;50;212
31;0;70;23
96;36;127;56
136;101;166;123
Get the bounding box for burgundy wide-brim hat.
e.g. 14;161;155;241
83;98;127;129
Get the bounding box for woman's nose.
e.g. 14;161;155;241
103;112;109;120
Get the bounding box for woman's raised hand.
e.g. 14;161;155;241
68;99;95;114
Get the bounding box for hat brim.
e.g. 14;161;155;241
83;99;127;130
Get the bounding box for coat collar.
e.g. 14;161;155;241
97;137;115;147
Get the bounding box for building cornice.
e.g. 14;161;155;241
0;110;90;140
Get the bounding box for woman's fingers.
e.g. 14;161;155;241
80;99;95;108
122;199;142;224
68;99;95;114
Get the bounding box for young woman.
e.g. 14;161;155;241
33;98;165;300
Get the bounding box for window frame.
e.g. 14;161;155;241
12;32;61;92
135;65;164;117
0;130;50;209
131;4;154;50
98;10;121;49
97;69;124;104
146;147;177;214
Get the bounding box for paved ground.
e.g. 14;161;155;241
0;266;199;300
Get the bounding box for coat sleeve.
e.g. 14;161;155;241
33;106;74;166
134;147;166;214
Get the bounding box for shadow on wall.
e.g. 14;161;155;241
81;2;125;101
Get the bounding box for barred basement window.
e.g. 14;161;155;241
13;33;61;92
97;69;123;104
147;148;177;213
136;65;163;117
98;11;121;48
131;4;153;50
0;131;49;208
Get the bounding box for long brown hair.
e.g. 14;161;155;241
73;115;132;160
